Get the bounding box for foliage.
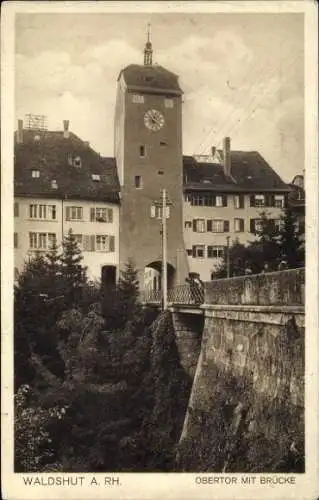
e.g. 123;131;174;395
278;207;304;268
60;229;88;304
15;385;67;472
214;209;304;278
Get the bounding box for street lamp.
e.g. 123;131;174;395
151;189;171;310
226;236;231;278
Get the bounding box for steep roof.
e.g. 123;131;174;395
14;129;120;203
119;64;182;95
183;151;290;192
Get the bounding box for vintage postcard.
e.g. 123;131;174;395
1;1;318;499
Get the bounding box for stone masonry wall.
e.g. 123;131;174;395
177;269;305;471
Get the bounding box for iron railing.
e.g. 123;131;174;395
141;283;204;306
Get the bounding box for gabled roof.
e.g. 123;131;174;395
119;64;182;95
183;151;290;192
14;129;120;203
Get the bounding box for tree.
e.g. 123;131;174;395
278;207;304;268
60;230;87;305
250;210;281;270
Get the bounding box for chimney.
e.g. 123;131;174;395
223;136;231;177
17;119;23;144
63;120;69;139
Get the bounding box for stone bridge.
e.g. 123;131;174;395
153;268;305;470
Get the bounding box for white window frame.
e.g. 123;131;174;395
254;194;265;207
194;245;205;258
151;205;170;219
255;219;263;232
69;206;83;221
96;234;108;252
31;170;40;178
274;195;285;208
29;232;37;249
208;246;224;258
215;195;223;207
196;219;206;233
164;98;174;108
48;233;57;248
30;204;37;218
211;220;224;233
234;218;244;232
132;94;144;104
38;233;47;250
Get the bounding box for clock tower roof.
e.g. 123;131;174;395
118;64;182;96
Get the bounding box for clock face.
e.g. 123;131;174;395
144;109;165;131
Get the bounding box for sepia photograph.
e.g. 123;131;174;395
1;1;318;499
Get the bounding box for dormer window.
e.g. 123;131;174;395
74;156;82;168
92;174;101;182
32;170;40;178
51;179;58;189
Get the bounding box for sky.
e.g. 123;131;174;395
15;12;304;182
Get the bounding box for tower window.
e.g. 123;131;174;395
164;98;174;108
132;94;144;104
139;145;145;158
135;175;142;189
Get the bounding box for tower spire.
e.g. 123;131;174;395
144;23;153;66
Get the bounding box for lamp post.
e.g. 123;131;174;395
226;236;231;278
151;189;171;311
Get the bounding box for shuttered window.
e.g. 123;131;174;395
192;219;205;232
192;245;205;258
66;206;83;221
90;207;113;223
234;195;244;209
234;218;245;232
207;246;224;258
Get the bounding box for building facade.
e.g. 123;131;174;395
14;121;120;283
14;33;294;288
114;36;188;288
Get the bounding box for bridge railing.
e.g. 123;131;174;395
141;283;204;306
168;284;204;305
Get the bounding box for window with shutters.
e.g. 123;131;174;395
90;207;113;223
66;206;83;221
215;196;223;207
274;194;285;208
189;193;213;206
253;194;265;207
150;205;170;219
14;232;18;248
73;234;83;249
28;232;56;250
234;195;244;209
192;245;205;258
234;218;245;232
29;204;56;220
193;219;206;233
48;233;57;248
250;218;263;233
14;202;19;217
207;246;224;258
95;234;115;252
211;220;224;233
